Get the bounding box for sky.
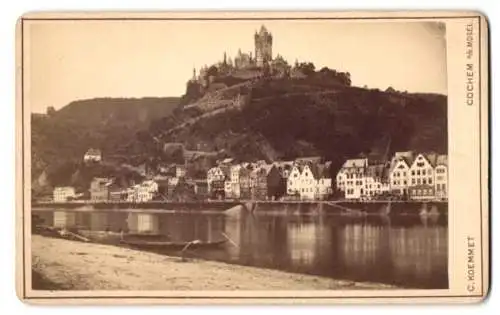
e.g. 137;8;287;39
25;19;447;113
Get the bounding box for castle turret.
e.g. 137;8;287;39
254;25;273;67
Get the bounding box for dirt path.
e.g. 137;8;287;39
31;235;395;291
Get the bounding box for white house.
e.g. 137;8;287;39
434;154;448;200
388;151;415;195
207;166;227;195
286;165;302;196
408;153;438;200
83;148;102;163
409;153;437;187
53;186;76;202
135;180;159;202
336;158;368;200
298;164;317;200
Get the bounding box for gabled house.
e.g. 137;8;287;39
207;166;226;199
388;151;415;196
286;164;302;196
409;153;436;188
298;163;317;200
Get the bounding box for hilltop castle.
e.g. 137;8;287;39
191;25;292;86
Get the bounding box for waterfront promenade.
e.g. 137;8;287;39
32;199;448;215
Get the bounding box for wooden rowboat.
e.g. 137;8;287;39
119;238;227;250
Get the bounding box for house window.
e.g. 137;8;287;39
417;170;420;175
428;178;433;184
423;179;427;184
417;162;425;167
412;179;415;184
442;184;446;191
422;170;426;175
411;170;415;176
428;169;433;175
417;179;421;185
403;172;406;177
403;180;407;185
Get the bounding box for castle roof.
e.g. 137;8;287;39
258;25;270;35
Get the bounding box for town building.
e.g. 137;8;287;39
434;155;448;200
408;153;438;200
286;164;302;197
254;25;273;67
109;186;127;202
388;151;415;196
363;164;390;199
336;158;368;199
250;166;269;200
207;166;226;199
297;164;317;200
135;180;159;202
227;164;242;199
239;165;253;200
315;163;333;200
89;178;112;202
83;148;102;163
53;186;76;202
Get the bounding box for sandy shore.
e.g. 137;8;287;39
31;235;395;291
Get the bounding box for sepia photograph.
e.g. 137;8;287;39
16;11;488;304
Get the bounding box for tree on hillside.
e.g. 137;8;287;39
297;62;316;76
207;65;219;77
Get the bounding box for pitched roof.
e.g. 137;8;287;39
342;158;367;168
367;164;386;179
261;164;274;175
389;151;415;173
436;154;448;167
221;158;234;164
424;152;439;167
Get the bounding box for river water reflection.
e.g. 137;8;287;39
34;209;448;289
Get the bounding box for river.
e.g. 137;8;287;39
32;208;448;289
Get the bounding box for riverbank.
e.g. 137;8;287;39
31;235;395;291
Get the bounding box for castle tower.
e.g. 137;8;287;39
254;25;273;67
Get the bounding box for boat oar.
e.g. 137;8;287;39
221;232;238;248
180;239;201;262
